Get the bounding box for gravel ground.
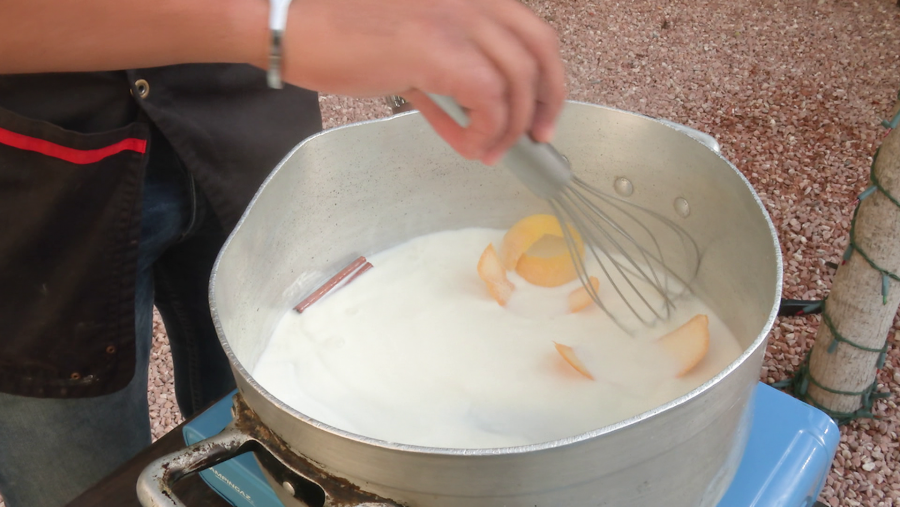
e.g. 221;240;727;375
148;309;181;440
1;1;897;506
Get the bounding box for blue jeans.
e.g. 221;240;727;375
0;129;236;507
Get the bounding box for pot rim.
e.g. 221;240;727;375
209;100;784;456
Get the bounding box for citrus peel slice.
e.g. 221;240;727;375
498;214;584;288
568;276;600;313
477;244;515;306
553;342;595;380
657;314;710;377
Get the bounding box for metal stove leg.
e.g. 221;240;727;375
136;393;402;507
136;422;252;507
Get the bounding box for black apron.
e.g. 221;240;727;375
0;66;322;397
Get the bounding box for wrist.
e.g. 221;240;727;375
221;0;271;71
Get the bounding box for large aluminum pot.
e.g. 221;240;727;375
144;101;783;507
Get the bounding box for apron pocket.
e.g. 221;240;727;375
0;106;150;397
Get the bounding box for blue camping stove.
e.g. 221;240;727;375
184;383;839;507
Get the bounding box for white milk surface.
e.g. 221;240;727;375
254;228;744;449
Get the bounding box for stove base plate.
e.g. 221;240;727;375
183;382;839;507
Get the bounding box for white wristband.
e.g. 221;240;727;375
268;0;293;89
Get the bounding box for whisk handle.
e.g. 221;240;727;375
427;94;573;200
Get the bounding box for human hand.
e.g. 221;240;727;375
0;0;564;165
279;0;566;165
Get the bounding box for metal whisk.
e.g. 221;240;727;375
430;95;701;331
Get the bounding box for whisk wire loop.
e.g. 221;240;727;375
563;187;675;311
551;200;622;326
556;194;670;325
549;177;702;330
572;178;701;289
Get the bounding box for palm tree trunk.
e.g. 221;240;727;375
806;98;900;417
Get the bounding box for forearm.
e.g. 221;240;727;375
1;0;567;166
0;0;268;74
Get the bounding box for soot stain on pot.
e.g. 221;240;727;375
230;394;407;507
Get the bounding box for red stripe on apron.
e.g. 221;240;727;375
0;126;147;165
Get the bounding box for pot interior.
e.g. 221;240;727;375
210;101;782;435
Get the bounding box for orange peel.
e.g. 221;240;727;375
477;244;515;306
568;276;600;313
498;214;584;288
553;342;594;380
658;314;710;377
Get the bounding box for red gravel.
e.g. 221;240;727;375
1;1;898;506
